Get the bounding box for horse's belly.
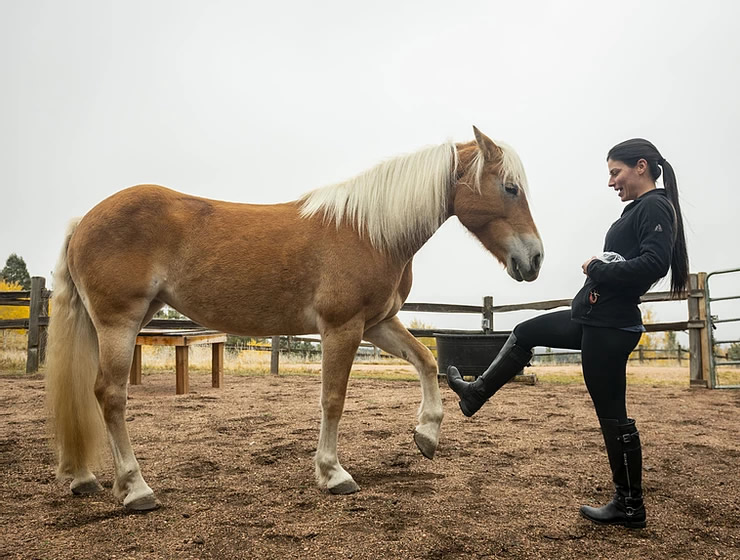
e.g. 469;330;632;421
163;290;319;336
161;273;398;337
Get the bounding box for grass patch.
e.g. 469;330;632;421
715;367;740;386
528;364;696;387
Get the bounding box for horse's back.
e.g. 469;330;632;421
71;184;306;260
69;183;307;288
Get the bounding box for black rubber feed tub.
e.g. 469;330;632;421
435;333;520;378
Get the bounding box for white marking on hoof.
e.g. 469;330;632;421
70;477;103;496
329;478;360;494
120;477;159;511
413;426;439;459
322;465;360;495
123;491;160;511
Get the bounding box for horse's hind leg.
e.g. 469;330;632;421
94;325;159;510
363;316;443;459
315;316;364;494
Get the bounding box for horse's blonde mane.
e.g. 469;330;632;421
299;142;459;257
499;142;530;195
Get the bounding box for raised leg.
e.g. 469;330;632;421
315;316;364;494
363;316;443;459
94;326;159;510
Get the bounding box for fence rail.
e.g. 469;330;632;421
1;272;735;388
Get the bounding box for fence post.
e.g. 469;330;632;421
26;276;45;373
39;283;50;364
688;273;711;388
698;272;715;388
482;296;494;333
687;273;704;386
270;335;280;374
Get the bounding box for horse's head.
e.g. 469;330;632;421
453;126;543;282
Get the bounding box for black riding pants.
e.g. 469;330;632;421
512;310;641;421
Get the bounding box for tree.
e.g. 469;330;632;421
638;306;661;349
1;254;31;290
153;305;186;319
661;330;678;352
408;318;437;356
409;318;436;331
728;343;740;361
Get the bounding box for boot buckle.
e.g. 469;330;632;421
619;430;639;444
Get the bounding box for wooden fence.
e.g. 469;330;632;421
0;272;718;387
0;277;50;373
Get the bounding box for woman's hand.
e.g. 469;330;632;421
582;256;597;275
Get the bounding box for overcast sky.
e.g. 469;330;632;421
2;0;739;341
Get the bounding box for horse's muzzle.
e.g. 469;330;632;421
508;251;542;282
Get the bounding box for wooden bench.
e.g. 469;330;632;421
129;329;228;394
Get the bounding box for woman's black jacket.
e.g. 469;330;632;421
571;189;676;328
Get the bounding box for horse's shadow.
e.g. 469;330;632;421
48;502;147;529
350;453;445;497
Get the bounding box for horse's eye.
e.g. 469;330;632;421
504;183;519;195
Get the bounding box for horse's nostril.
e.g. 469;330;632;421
532;252;542;269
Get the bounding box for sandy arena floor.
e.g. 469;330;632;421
0;367;738;559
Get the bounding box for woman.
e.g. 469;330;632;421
446;138;689;529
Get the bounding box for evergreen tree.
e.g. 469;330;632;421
662;330;678;352
1;254;31;290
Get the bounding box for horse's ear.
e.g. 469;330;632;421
473;126;503;162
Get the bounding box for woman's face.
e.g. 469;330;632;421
607;158;649;202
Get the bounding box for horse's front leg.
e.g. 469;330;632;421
315;316;365;494
363;315;443;459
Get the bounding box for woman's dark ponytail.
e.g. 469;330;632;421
607;139;689;298
659;159;689;298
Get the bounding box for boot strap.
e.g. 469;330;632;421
622;496;643;516
617;429;639;444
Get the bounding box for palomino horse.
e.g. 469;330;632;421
46;126;543;510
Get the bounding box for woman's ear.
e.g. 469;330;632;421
636;158;648;175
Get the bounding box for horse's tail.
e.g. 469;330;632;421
46;220;107;478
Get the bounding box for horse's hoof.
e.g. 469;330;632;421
413;429;436;459
328;479;360;495
71;478;103;496
124;493;161;512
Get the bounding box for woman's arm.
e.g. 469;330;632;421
586;198;675;287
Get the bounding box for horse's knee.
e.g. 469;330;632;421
412;346;438;377
320;394;346;417
421;357;439;378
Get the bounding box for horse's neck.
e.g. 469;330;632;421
299;142;463;262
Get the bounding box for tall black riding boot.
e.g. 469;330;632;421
446;333;532;417
580;418;646;529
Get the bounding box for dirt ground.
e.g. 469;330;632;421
0;366;738;560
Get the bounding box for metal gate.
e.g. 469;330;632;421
705;268;740;389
